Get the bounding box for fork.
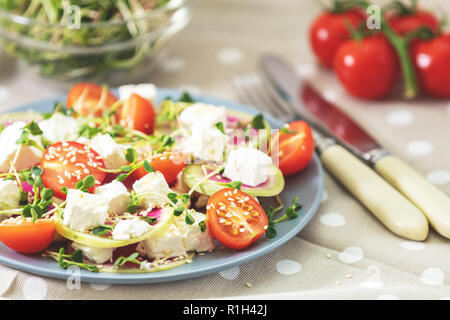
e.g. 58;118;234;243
232;72;429;241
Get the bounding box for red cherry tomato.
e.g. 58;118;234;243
310;9;366;69
118;93;155;134
333;35;400;99
128;152;185;186
387;10;439;36
0;219;55;254
41;142;106;199
67;82;118;117
207;188;268;250
276;121;315;176
411;34;450;98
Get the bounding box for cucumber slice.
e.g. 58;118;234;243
182;164;284;197
54;207;174;248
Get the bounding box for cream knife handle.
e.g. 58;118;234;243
375;155;450;239
320;145;428;241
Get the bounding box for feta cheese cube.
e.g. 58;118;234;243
111;219;150;240
90;134;127;170
0;121;42;172
38;113;81;143
137;224;187;259
63;189;108;232
132;172;172;210
178;103;227;131
95;181;130;215
71;242;113;264
223;148;272;187
181;127;226;163
182;211;215;253
118;83;157;102
0;179;20;209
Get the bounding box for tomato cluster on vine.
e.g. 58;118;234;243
309;0;450;100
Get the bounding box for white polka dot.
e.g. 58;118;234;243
320;213;346;227
161;57;186;73
23;277;48;300
377;294;400;300
338;246;364;264
276;259;302;275
359;280;384;289
296;63;317;79
0;86;9;102
219;267;240;280
323;90;338;103
217;47;244;65
320;189;329;203
400;241;426;251
427;170;450;186
420;267;444;285
387;109;414;127
89;283;110;291
407;140;433;157
178;85;202;95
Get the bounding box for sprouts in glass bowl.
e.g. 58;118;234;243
0;0;192;84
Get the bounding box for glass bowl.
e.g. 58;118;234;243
0;0;192;84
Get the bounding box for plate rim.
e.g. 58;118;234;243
0;88;324;284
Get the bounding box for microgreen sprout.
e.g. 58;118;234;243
265;196;303;239
113;252;141;270
215;122;225;134
75;175;96;192
91;225;114;236
16;120;45;152
219;181;242;190
57;247;99;272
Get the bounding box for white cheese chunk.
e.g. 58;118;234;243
90;133;127;170
132;172;172;210
118;83;157;102
137;210;215;259
181;127;226;163
63;189;108;232
182;211;215;253
178;103;227;131
94;181;130;215
111;219;150;240
223;148;272;187
71;242;113;264
0;179;20;209
137;224;187;260
38;113;81;143
0;121;43;172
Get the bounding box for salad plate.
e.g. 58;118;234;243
0;88;323;284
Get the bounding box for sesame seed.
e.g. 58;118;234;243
206;205;210;210
263;225;268;230
336;281;342;285
160;157;167;160
239;228;246;233
346;274;353;279
326;253;331;259
245;282;253;288
233;189;238;194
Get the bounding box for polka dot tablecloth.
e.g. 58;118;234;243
0;0;449;300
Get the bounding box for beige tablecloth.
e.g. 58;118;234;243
0;0;449;300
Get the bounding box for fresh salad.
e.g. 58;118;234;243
0;83;314;273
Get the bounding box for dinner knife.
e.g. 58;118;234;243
260;54;450;240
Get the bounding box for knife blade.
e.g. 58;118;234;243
260;54;450;240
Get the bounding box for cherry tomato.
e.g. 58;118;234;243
310;9;366;69
118;93;155;134
67;82;118;117
387;10;439;36
411;34;450;98
276;121;315;176
129;152;185;186
206;188;268;250
41;142;106;199
0;219;55;253
333;35;400;99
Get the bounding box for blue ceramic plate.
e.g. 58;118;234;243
0;89;323;284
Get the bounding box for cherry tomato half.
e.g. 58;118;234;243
118;93;155;134
129;152;185;186
0;219;55;254
207;188;268;250
276;120;315;176
41;142;106;199
67;82;118;117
